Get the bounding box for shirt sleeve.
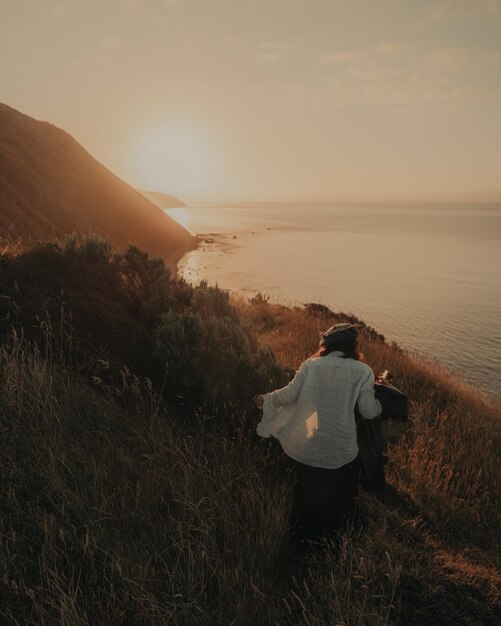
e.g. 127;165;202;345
265;360;310;408
357;367;382;420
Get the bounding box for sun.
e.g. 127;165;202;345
164;207;191;230
134;122;212;196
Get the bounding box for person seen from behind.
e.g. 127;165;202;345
255;323;382;549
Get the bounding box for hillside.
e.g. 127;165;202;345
0;103;195;268
0;237;499;625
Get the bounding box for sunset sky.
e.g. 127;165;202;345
2;0;501;202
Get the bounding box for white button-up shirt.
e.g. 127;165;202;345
257;351;382;469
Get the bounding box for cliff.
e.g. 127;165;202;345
0;103;195;267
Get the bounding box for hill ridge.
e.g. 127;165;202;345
0;103;195;267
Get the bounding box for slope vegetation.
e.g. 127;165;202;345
0;104;194;267
0;238;499;625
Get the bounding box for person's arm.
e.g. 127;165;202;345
265;360;310;409
357;367;382;419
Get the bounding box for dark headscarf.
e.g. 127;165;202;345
319;323;360;348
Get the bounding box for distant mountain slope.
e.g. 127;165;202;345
0;103;195;267
138;189;185;208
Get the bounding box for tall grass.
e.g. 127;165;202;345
1;240;500;624
0;335;403;625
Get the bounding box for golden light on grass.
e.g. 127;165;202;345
2;242;500;624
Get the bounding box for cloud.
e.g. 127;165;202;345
257;52;279;63
319;49;368;65
314;42;501;112
127;0;146;11
319;42;400;66
256;40;298;65
127;0;182;13
259;41;298;52
100;35;119;51
420;0;501;23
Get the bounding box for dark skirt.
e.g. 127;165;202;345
290;454;361;543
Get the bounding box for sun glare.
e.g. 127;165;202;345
134;123;213;196
165;207;191;230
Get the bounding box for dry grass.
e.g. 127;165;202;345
237;297;501;623
0;294;500;624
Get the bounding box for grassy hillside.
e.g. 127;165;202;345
0;104;194;268
0;238;500;625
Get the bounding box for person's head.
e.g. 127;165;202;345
313;323;362;360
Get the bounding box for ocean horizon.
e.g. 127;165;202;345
166;202;501;401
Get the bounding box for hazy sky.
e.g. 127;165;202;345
1;0;501;202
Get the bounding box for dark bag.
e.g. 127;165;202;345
356;411;386;492
374;380;408;422
356;377;408;492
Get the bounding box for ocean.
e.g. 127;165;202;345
165;203;501;400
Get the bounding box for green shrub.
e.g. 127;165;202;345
0;237;194;385
191;281;236;319
154;309;205;404
154;307;287;411
1;239;500;625
120;245;192;322
63;232;113;264
0;238;287;413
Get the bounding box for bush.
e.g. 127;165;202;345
154;307;287;411
191;281;236;319
63;232;113;264
0;238;288;414
1;238;500;625
119;245;193;322
154;309;205;404
0;236;198;385
0;237;157;378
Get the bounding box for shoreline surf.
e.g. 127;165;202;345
169;203;501;401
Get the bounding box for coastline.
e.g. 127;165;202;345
174;226;501;404
169;233;199;277
2;236;500;625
